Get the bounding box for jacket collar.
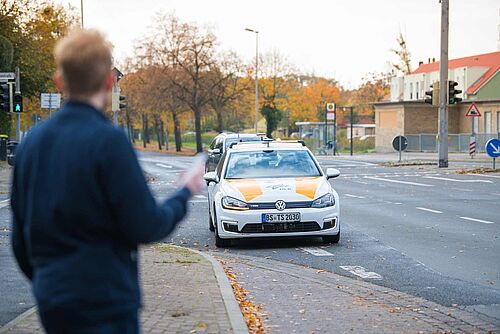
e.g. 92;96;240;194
62;100;109;122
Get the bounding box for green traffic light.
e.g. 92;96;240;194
15;104;21;112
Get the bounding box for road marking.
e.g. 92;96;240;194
189;200;207;203
0;198;9;203
471;174;500;179
339;266;383;280
301;247;334;257
195;195;207;199
344;194;365;199
364;176;433;187
156;163;173;169
416;207;443;214
459;216;495;224
423;176;493;183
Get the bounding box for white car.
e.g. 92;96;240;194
204;140;341;247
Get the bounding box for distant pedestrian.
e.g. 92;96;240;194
10;29;205;334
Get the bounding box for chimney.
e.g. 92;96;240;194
428;58;431;63
418;61;424;66
432;57;436;62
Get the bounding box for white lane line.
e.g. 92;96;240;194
344;194;366;199
459;216;495;224
195;195;207;199
364;176;433;187
301;247;334;257
423;176;493;183
189;200;207;203
156;163;173;169
339;266;383;280
471;174;500;179
416;207;443;214
0;198;9;203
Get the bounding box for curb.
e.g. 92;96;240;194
170;246;249;334
0;306;37;333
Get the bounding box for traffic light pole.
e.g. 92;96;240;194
437;0;449;168
15;67;21;142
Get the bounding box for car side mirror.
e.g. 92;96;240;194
326;168;340;180
203;172;219;185
210;148;221;155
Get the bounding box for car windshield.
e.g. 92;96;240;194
225;150;321;179
225;137;262;150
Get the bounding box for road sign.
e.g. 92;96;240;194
392;135;408;151
469;136;476;156
0;72;15;81
41;93;61;109
465;102;481;117
326;103;336;112
326;112;335;121
485;138;500;158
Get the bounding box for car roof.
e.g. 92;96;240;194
228;140;309;152
221;133;264;139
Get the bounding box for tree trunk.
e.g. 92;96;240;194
126;108;134;143
173;111;182;152
194;108;202;153
160;120;165;147
216;108;223;133
154;116;162;150
142;114;147;148
145;115;150;144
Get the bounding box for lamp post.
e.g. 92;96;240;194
245;28;259;133
80;0;84;28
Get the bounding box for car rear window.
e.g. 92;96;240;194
225;150;321;179
224;137;262;149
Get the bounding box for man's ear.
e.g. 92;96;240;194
104;72;114;91
54;71;65;92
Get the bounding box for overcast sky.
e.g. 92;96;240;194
60;0;499;88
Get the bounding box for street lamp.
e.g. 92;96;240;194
245;28;259;133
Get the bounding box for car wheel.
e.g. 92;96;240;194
214;212;231;248
209;205;215;232
322;231;340;244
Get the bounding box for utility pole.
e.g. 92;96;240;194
438;0;449;168
15;67;21;142
245;28;259;133
80;0;84;29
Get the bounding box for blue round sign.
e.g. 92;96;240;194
485;138;500;158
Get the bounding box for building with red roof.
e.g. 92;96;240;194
374;51;500;153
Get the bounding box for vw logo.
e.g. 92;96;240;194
275;200;286;211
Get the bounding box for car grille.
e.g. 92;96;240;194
241;222;321;233
248;201;312;210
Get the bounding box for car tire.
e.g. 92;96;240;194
209;205;215;232
214;212;231;248
322;231;340;244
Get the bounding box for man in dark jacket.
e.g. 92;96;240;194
10;29;205;333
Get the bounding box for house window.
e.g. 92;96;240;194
497;111;500;134
409;83;413;100
416;82;419;99
484;112;492;134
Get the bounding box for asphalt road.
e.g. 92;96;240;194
1;150;499;326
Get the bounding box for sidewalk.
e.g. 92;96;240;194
220;254;500;334
1;245;247;334
318;151;493;163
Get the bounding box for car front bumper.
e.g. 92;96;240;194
216;206;340;239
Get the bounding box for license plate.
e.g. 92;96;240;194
262;212;301;223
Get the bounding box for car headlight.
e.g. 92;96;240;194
222;196;250;211
311;193;335;208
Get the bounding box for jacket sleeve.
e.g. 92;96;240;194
98;129;192;245
10;148;34;280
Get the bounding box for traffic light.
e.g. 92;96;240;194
13;93;22;113
448;80;462;104
112;92;126;111
0;83;10;112
424;81;439;106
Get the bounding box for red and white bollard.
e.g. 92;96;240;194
469;136;476;158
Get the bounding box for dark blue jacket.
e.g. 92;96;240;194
11;101;191;315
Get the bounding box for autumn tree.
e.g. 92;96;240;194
138;13;217;153
208;51;248;133
390;32;412;75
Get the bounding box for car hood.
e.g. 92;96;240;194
221;177;330;202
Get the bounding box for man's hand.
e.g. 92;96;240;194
178;158;206;196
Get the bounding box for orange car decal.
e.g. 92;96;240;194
227;179;263;202
295;177;321;199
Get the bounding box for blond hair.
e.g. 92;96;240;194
54;29;112;97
